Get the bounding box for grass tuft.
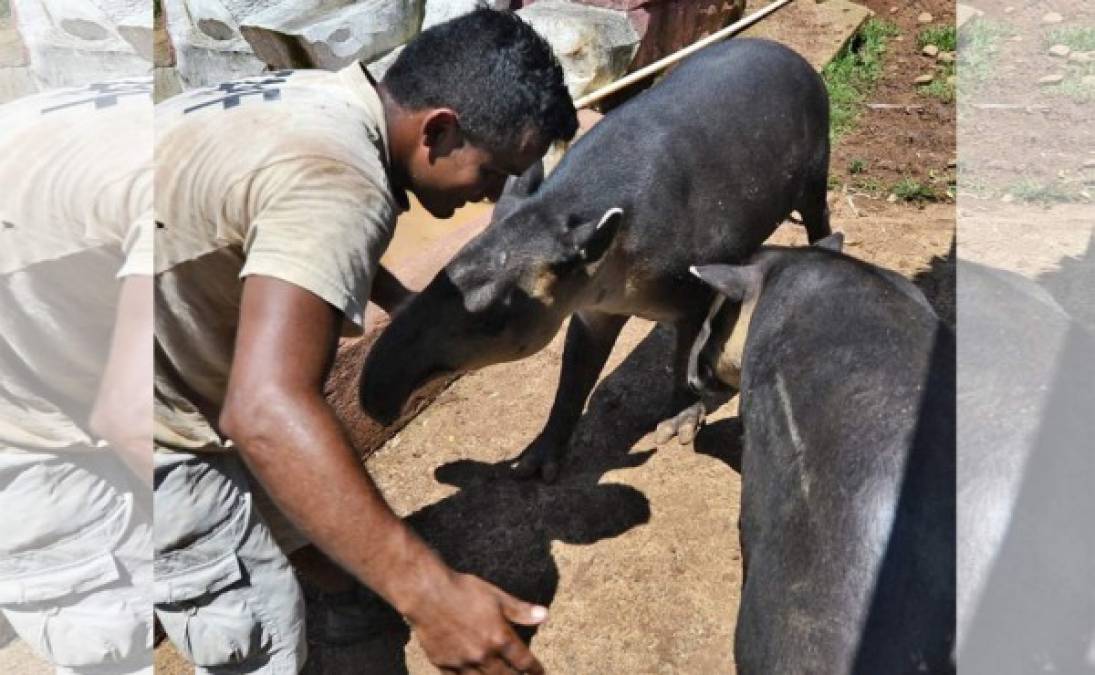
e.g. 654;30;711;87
823;19;900;140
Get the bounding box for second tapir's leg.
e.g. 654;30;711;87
654;315;707;445
799;174;832;244
511;310;628;483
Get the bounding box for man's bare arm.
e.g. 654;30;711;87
89;275;153;484
220;276;546;674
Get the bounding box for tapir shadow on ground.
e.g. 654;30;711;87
306;322;739;674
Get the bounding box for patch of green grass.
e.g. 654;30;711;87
958;20;1015;95
1042;61;1095;103
1007;178;1084;204
918;25;957;52
853;176;886;195
1043;26;1095;52
892;177;940;202
920;70;956;102
849;158;867;174
0;0;9;19
823;19;900;140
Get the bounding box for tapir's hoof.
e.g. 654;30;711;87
510;437;563;483
654;402;707;445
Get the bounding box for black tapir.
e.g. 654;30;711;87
361;38;831;482
690;235;956;674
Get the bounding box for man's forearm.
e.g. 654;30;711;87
226;389;444;615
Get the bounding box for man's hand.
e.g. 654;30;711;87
220;276;545;673
405;571;547;674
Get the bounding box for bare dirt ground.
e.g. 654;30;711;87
957;0;1095;198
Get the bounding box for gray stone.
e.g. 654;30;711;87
1037;73;1065;85
422;0;508;31
1042;12;1064;24
241;0;425;71
14;0;152;88
1048;44;1071;58
163;0;267;88
922;44;939;58
517;0;638;100
914;73;934;85
917;11;933;24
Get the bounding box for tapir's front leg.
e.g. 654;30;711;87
653;316;707;445
511;310;628;482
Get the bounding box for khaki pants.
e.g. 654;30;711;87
153;451;306;674
0;450;153;674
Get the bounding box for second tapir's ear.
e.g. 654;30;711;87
689;264;762;302
569;207;623;265
813;232;844;253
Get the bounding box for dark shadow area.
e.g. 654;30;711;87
314;323;704;673
956;239;1095;672
912;235;956;329
1039;228;1095;333
693;417;745;474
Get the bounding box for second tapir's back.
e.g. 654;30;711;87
541;38;831;268
733;247;955;674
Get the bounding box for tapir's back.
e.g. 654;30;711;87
545;38;830;270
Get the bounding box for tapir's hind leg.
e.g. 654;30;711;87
798;174;832;244
653;316;707;445
511;310;628;483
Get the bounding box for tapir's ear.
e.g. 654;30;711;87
813;232;844;253
689;264;761;303
505;161;544;199
569;207;623;265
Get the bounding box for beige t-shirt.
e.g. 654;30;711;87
154;64;406;453
0;79;154;454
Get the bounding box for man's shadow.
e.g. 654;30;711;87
315;322;726;673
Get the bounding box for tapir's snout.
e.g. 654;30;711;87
359;355;453;426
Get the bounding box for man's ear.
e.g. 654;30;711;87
422;109;461;158
813;231;844;253
566;207;623;266
689;264;763;303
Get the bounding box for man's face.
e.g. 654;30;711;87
408;112;546;218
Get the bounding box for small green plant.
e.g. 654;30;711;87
1043;26;1095;52
920;73;956;102
1042;63;1095;103
918;25;957;52
849;158;868;174
892;178;939;202
823;19;900;140
853;176;886;195
958;20;1015;95
1007;178;1081;204
0;0;9;19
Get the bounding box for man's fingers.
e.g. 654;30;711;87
477;655;512;675
501;639;545;675
494;589;548;627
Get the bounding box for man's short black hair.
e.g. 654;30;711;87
382;7;578;153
